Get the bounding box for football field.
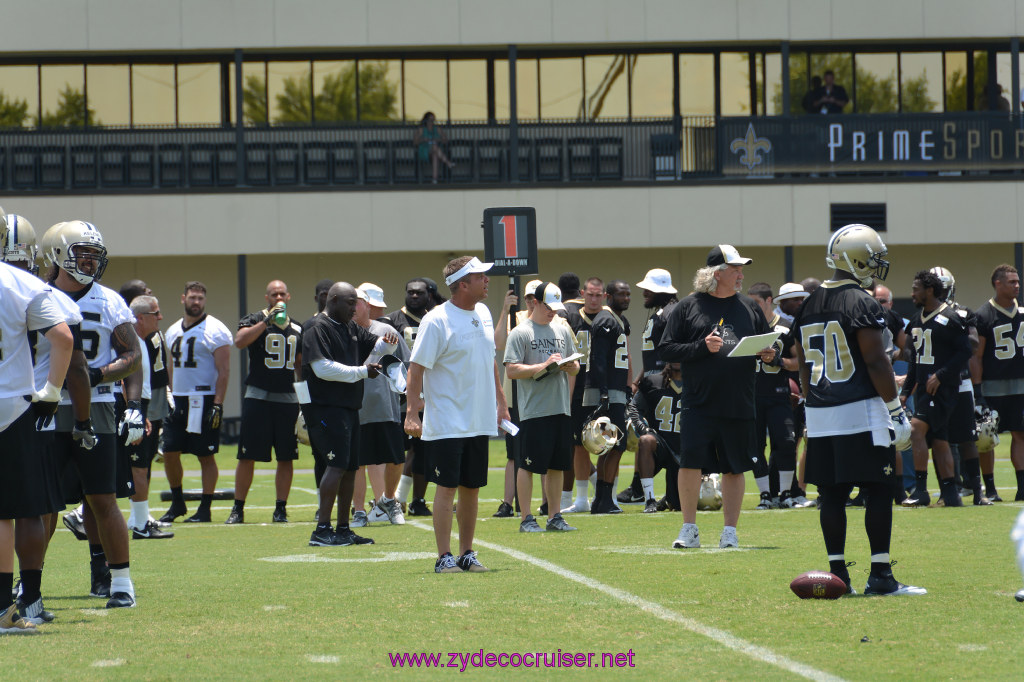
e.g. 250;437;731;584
5;442;1024;680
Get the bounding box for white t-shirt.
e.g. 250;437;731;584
0;262;62;401
33;288;83;392
165;315;233;396
410;301;497;440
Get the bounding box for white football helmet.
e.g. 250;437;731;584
2;215;39;273
582;416;622;456
295;411;310;446
45;220;108;285
698;474;723;511
929;266;956;302
976;408;1000;451
625;423;640;453
825;223;890;287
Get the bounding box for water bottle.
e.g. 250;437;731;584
272;302;288;326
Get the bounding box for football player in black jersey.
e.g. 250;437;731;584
792;224;923;595
627;363;682;512
229;280;303;525
583;280;632;514
972;264;1024;502
900;270;972;508
385;278;434;516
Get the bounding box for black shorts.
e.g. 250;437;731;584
518;414;573;474
305;404;360;471
504;405;520;461
948;389;977;444
756;400;797;469
238;398;299;462
424;436;489;489
911;385;956;442
162;394;221;457
36;430;65;514
130;419;162;469
402;412;426;475
56;429;120;501
0;405;52;519
359;421;405;466
112;396;136;498
677;411;757;475
987;394;1024;433
571;403;590;447
805;432;895;486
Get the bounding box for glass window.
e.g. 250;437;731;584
679;53;714;116
539;57;582;120
853;53;897;113
40;65;85;127
0;65;38;128
808;53;853;112
448;59;487;121
630;53;672;118
313;60;357;122
242;62;267;125
358;59;400;122
785;51;812;115
178;63;223;125
132;64;175;126
944;52;969;111
720;52;751;115
899;53;941;112
583;54;628;120
86;65;129;127
404;60;446;122
494;58;538;122
268;61;311;124
760;53;782;115
995;51;1014;111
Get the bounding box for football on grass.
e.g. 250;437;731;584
790;571;847;600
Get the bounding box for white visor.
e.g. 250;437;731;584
378;354;407;394
444;257;493;286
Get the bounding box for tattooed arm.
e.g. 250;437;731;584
99;322;143;400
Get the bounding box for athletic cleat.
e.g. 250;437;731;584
756;492;775;510
132;521;174;539
538;502;548;517
936;492;963;507
561;499;590;514
589;494;622;515
149;515;172;529
367;504;389;523
456;550;488;573
90;575;111;599
901;490;931;507
408;498;432;517
105;592;136;609
379;497;405;525
644;497;658;513
62;508;87;540
778;492;796;509
974;494;994;506
350;510;368;528
672;524;700;549
334;528;374;545
184;511;211;523
832;561;857;596
1016;589;1024;602
989;492;1003;502
864;573;927;596
434;552;463;573
224;509;244;525
158;506;187;524
309;526;343;546
719;527;739;548
11;578;20;601
1016;490;1024;502
546;514;576;531
0;603;38;635
493;501;514;518
272;508;289;523
519;515;545;532
17;597;55;625
616;486;644;504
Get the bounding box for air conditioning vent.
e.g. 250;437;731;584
830;203;886;231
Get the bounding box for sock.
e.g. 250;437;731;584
233;499;246;512
939;477;956;496
723;525;736;535
396;475;413;504
109;564;134;598
915;470;928;494
171;486;185;508
0;573;12;611
89;544;107;575
275;499;286;510
779;471;794;494
962;458;982;493
576;480;589;506
641;477;655;501
336;522;350;532
755;475;770;495
870;553;891;576
1016;470;1024;494
18;568;41;604
984;473;997;495
630;471;642;494
818;486;849;557
129;500;149;530
198;494;213;513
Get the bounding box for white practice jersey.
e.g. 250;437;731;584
0;262;63;400
56;281;135;404
165;315;232;396
32;288;84;391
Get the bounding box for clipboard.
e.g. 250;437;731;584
726;331;782;358
532;352;584;380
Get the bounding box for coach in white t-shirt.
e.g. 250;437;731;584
406;256;510;574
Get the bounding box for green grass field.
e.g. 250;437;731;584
4;442;1024;680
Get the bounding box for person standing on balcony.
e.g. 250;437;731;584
812;71;848;114
414;112;454;184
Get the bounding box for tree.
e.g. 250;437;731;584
38;85;97;127
0;91;29;128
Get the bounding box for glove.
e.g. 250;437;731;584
266;302;286;327
206;403;223;430
72;419;98;450
87;366;104;388
118;400;145;445
973;384;989;417
886;398;912;452
31;380;62;429
167;388;176;412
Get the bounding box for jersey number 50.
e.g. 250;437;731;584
801;321;854;385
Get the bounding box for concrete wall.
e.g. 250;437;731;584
1;0;1022;54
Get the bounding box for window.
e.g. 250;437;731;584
944;52;969;111
313;60;357;122
132;65;175;126
178;63;222;125
630;54;672;118
760;53;782;115
268;61;312;124
86;65;129;126
242;62;268;125
720;52;751;115
449;60;487;122
494;57;538;122
539;57;582;120
0;65;38;128
854;53;898;113
358;59;400;122
899;53;941;112
679;54;714;116
583;54;628;120
40;65;85;127
404;60;447;122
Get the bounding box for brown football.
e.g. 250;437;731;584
789;571;847;600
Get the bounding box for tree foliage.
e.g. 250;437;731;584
0;91;29;128
774;54;935;114
38;85;97;127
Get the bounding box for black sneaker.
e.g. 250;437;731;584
832;561;857;596
643;497;658;513
184;511;211;523
434;552;462;573
272;508;288;523
989;491;1003;502
937;490;963;507
456;550;488;572
309;526;342;546
408;498;432;517
493;501;514;518
1016;589;1024;603
132;521;174;539
974;492;994;506
538;502;548;517
105;592;136;609
90;573;111;599
225;509;244;525
901;490;931;507
62;509;87;541
616;485;644;504
159;505;187;524
864;572;927;596
1016;490;1024;502
334;527;374;546
17;597;55;624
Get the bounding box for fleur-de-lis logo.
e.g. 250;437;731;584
729;123;771;170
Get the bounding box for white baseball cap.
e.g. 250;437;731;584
774;282;809;302
358;282;387;308
707;244;752;266
636;268;677;294
523;279;543;298
534;281;566;311
444;256;493;286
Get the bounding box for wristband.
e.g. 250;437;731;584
884;398;902;413
88;366;104;387
126;400;142;412
75;419;92;430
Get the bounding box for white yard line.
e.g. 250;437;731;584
406;519;845;682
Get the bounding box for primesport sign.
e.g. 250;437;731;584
481;207;538;276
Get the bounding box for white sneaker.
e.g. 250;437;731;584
672;524;700;548
367;503;389;524
719;527;738;548
561;499;590;514
351;510;368;528
792;495;814;508
379;497;405;525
